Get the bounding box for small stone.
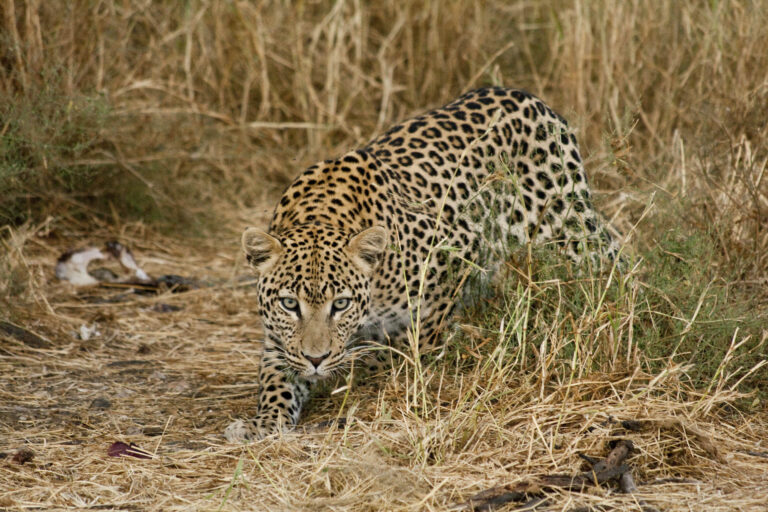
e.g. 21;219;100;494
151;303;181;313
12;448;34;465
143;426;165;436
90;397;112;409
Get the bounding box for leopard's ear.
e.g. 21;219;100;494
242;228;282;275
345;226;388;275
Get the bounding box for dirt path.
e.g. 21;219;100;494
2;226;767;511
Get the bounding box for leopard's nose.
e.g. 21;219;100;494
303;352;330;368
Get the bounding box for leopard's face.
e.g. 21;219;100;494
243;223;387;379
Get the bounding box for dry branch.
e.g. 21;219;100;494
454;441;637;511
0;321;50;349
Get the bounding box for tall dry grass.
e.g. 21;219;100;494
2;1;766;263
2;0;766;359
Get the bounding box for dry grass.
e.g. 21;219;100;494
1;227;767;511
1;233;767;510
2;0;768;510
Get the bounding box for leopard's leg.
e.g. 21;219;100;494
354;217;470;373
485;111;623;269
224;350;311;442
538;118;623;267
349;306;449;376
394;275;462;360
347;319;398;376
537;167;623;269
352;323;444;376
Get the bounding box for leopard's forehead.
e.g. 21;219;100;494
263;223;366;304
276;223;349;249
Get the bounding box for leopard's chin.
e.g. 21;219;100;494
299;366;332;381
302;372;327;383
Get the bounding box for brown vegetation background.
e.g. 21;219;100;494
3;1;766;265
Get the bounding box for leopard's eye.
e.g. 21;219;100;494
331;298;351;313
279;297;299;313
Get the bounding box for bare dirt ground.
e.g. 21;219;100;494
2;217;767;511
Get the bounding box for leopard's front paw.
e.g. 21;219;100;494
224;419;253;443
224;417;292;443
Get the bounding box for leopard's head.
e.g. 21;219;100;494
242;223;387;379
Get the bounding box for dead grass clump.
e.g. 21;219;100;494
3;0;766;279
2;235;766;511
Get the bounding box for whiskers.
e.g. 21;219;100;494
263;340;307;377
264;333;394;380
323;339;390;376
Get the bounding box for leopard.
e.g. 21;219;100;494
224;86;622;442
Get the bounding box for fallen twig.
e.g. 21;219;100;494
620;471;660;512
0;322;51;349
452;440;636;511
740;449;768;459
613;418;723;463
641;477;702;486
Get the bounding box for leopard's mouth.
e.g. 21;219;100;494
303;372;325;382
299;365;334;381
286;355;330;379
